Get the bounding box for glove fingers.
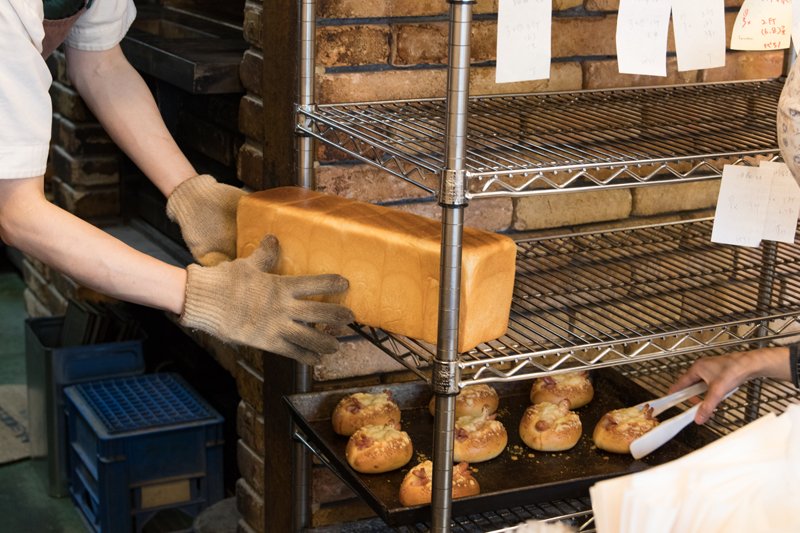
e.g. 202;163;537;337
286;274;350;298
269;338;323;366
292;300;354;326
284;322;341;355
246;235;280;272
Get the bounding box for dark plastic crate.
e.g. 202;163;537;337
64;373;224;533
25;316;145;497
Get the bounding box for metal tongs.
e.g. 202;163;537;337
629;382;737;460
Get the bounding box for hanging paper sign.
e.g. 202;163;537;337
672;0;726;72
616;0;671;76
760;161;800;244
730;0;791;51
712;163;800;247
711;165;771;247
496;0;552;83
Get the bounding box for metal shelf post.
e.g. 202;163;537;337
431;1;474;531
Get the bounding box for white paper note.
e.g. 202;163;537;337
761;161;800;243
496;0;552;83
616;0;671;76
711;165;771;247
730;0;791;51
672;0;726;72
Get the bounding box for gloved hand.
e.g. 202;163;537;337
778;62;800;185
180;235;354;365
166;174;246;266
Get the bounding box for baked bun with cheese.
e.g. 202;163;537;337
331;391;401;437
399;461;480;507
428;384;500;418
530;371;594;409
453;408;508;463
345;424;413;474
519;399;582;452
593;404;659;454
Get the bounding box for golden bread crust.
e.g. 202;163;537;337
530;371;594;409
332;391;402;437
452;410;508;462
345;424;413;473
399;461;480;507
592;405;659;454
428;384;500;418
519;400;582;452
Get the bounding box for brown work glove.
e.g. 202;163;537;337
180;235;354;365
166;174;246;266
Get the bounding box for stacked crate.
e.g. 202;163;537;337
64;373;224;533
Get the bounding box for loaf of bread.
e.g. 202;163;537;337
236;187;517;352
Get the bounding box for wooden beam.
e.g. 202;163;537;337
260;0;299;189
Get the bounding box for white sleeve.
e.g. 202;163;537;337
0;0;52;179
65;0;137;51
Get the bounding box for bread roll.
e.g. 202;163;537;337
453;409;508;463
519;400;582;452
346;424;413;474
530;371;594;409
331;391;401;437
399;461;480;507
236;187;517;352
593;405;659;454
428;384;499;418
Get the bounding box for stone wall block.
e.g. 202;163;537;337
513;189;632;231
236;478;264;533
237;439;265;496
237;400;265;457
631;180;721;217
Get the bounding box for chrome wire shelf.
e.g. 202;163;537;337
298;79;783;198
353;218;800;387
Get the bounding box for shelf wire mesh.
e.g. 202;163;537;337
353;218;800;385
299;79;783;197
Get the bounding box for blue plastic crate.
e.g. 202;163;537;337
25;316;145;497
64;373;224;533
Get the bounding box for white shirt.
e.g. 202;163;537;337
0;0;136;179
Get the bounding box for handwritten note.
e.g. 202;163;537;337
761;161;800;243
496;0;551;83
730;0;791;51
712;163;800;247
672;0;726;72
616;0;671;76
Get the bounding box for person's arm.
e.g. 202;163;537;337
64;44;246;266
0;176;186;313
63;45;193;197
669;346;791;424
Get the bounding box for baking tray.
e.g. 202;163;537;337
284;368;716;526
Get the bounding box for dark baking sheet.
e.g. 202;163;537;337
284;368;716;526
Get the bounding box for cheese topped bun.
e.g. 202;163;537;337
345;424;413;474
519;399;582;452
593;404;659;454
453;408;508;463
428;384;499;418
332;391;402;437
530;371;594;409
399;461;480;507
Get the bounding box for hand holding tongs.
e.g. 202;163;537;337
630;382;738;460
